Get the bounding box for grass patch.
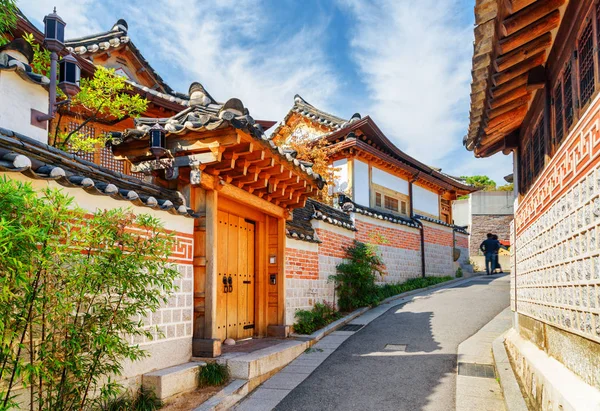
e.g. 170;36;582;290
100;387;162;411
374;276;453;302
294;302;342;335
198;363;229;387
456;267;463;278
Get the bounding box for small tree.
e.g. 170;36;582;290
460;175;497;191
0;0;18;46
329;241;385;311
23;34;148;153
273;125;339;204
0;177;178;410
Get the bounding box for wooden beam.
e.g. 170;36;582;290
502;0;565;36
526;65;546;90
489;94;531;119
492;51;546;86
498;10;560;54
490;85;529;109
491;73;529;98
486;104;529;130
495;32;552;72
509;0;537;14
204;189;218;339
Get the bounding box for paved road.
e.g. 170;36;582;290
275;275;510;411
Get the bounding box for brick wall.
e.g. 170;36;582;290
422;222;454;277
470;214;513;256
456;232;470;269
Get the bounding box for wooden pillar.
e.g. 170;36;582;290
204;190;219;340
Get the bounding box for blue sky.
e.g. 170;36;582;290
21;0;513;186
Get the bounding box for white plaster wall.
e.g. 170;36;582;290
414;184;439;217
470;190;515;215
0;71;48;143
372;166;409;195
354;159;370;206
452;199;470;227
333;158;349;194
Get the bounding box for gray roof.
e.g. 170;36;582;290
0;39;49;86
0;127;196;217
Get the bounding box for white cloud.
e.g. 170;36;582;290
121;0;339;121
338;1;478;163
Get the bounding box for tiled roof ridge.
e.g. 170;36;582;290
112;93;326;189
413;214;469;234
307;198;356;231
65;19;188;103
0;127;196;218
338;195;420;229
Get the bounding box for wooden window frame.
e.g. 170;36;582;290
371;183;409;217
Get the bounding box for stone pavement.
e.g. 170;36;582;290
455;305;512;411
234;274;510;411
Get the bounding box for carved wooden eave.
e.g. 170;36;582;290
465;0;569;158
109;92;325;211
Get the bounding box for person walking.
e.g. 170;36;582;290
492;234;507;274
479;233;499;275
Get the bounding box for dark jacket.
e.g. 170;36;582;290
480;238;500;255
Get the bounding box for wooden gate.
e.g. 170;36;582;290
216;210;255;341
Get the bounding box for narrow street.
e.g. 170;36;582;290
271;275;510;411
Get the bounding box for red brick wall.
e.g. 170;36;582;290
285;247;319;280
354;219;420;250
423;225;453;247
455;233;468;248
315;227;355;258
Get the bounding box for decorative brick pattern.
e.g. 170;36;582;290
135;264;194;345
514;94;600;343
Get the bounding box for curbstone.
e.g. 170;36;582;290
492;332;528;411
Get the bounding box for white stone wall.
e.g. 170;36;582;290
424;242;454;277
285;274;336;326
377;245;421;284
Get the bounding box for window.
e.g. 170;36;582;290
519;117;545;194
384;196;399;212
564;61;574;130
578;19;595;107
533;117;545;176
553;82;564;145
375;192;382;207
400;201;407;215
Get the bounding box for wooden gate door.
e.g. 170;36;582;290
216;210;255;341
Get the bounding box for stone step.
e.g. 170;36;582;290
226;340;310;380
142;361;206;400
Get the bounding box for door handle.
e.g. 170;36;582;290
223;275;228;293
228;276;233;292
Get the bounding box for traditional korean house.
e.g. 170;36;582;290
272;96;476;325
466;0;600;407
109;83;325;356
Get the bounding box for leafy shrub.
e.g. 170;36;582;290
198;363;229;387
99;387;162;411
0;178;178;410
374;276;453;302
294;302;341;335
329;241;385;311
456;267;463;278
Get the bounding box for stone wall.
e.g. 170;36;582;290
510;86;600;407
455;232;470;270
284;212;462;327
470;214;513;256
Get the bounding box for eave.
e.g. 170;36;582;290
465;0;569;158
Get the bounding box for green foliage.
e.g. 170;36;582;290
497;183;514;192
374;277;453;301
198;363;229;388
293;302;342;335
456;267;463;278
22;33;149;153
0;177;178;410
460;175;497;191
329;241;385;311
0;0;18;46
99;387;162;411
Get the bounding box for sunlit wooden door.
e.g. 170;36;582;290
216;210;256;341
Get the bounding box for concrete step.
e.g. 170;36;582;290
142;361;206;400
226;340;310;380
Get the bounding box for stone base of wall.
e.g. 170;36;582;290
505;327;600;410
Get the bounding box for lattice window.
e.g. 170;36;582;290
384;196;399;212
564;61;574;130
533;117;545;177
67;122;96;162
553;82;564;145
578;19;596;107
99;146;125;174
375;192;382;207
